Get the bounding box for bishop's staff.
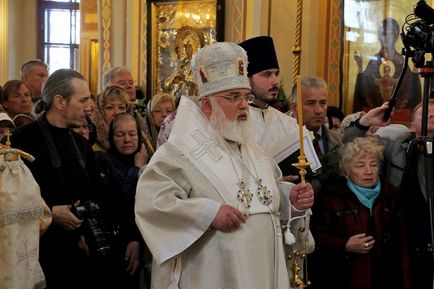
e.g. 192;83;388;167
288;0;311;286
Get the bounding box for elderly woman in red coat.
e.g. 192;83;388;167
309;136;409;289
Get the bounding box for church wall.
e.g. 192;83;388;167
0;0;329;95
270;0;322;103
2;0;433;106
0;0;37;84
80;0;98;95
0;0;8;84
225;0;327;105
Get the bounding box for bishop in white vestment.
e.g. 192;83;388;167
135;42;314;289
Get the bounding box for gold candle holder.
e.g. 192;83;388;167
292;75;310;183
290;75;311;289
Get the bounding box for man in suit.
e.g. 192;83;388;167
289;76;343;289
289;76;342;159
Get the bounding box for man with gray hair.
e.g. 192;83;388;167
289;76;342;158
103;66;137;102
135;42;314;289
287;76;343;191
20;59;49;102
289;76;342;289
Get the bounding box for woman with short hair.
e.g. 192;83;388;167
145;92;175;146
309;136;409;289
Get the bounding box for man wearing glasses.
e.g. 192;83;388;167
135;42;314;289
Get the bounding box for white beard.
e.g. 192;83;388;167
208;99;252;145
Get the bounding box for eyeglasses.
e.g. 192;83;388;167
213;93;255;103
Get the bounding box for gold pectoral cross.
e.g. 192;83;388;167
256;179;272;206
237;180;252;209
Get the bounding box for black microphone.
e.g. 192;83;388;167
415;0;434;25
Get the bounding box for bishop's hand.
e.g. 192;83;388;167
211;204;246;232
289;182;314;210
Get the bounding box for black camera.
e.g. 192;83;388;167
71;201;112;257
401;1;434;67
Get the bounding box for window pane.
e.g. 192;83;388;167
72;10;80;44
45;9;79;44
44;11;49;42
41;1;80;70
48;10;71;44
46;45;71;74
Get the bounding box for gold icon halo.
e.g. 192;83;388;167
379;60;396;78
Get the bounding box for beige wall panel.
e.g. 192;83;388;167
6;0;37;81
0;0;8;84
264;0;321;96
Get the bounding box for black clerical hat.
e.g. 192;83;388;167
239;36;279;77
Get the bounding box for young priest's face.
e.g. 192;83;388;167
250;69;280;104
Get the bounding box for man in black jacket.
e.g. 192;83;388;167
10;69;104;289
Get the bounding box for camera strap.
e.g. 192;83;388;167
71;134;86;169
37;113;61;168
37;113;68;192
37;113;89;194
37;113;87;169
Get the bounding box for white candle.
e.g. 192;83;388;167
296;75;304;159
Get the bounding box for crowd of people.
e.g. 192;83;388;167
0;33;433;289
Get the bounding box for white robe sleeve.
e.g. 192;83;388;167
135;144;221;265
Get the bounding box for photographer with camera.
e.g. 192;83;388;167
10;69;108;289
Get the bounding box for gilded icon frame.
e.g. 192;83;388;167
147;0;224;99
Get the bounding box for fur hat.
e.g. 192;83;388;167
191;42;251;98
239;36;279;77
